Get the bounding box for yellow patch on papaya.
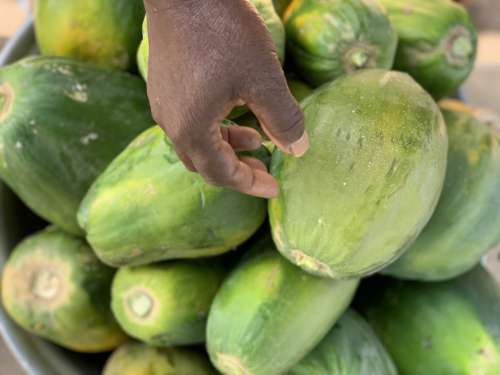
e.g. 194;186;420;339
215;353;250;375
290;250;334;277
439;99;475;116
0;83;14;122
2;250;74;311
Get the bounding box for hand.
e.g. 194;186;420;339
144;0;308;198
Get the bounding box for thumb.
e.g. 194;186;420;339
242;74;309;157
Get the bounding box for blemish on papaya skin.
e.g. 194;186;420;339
2;253;72;310
290;250;333;277
422;336;433;349
266;264;281;290
0;83;14;122
216;353;249;375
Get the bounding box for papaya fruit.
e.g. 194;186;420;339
287;77;314;102
1;227;127;352
289;309;397;375
136;18;149;81
380;0;477;99
273;0;292;17
284;0;397;87
0;56;153;235
111;260;226;346
358;266;500;374
103;342;216;375
78;126;267;267
269;69;448;279
206;236;359;375
34;0;145;70
385;101;500;281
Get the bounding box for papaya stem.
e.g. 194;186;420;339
445;26;474;66
451;35;473;58
128;291;154;318
31;270;60;300
351;50;369;69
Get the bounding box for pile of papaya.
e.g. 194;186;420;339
1;0;500;374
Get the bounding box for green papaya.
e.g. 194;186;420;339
111;260;226;346
103;342;216;375
287;77;314;102
384;100;500;281
206;236;359;375
78;126;266;267
0;56;153;235
1;227;127;352
358;266;500;374
289;309;397;375
34;0;144;70
273;0;292;17
380;0;477;99
269;69;448;279
284;0;397;87
137;18;149;81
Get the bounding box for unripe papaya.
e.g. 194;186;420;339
380;0;477;99
284;0;397;86
384;100;500;281
34;0;145;70
1;227;127;352
269;69;448;279
273;0;292;17
206;236;359;375
111;260;226;346
78;126;267;267
103;342;216;375
0;56;153;235
289;309;397;375
358;266;500;374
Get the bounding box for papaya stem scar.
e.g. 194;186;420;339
0;83;14;122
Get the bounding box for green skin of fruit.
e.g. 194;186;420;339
103;342;216;375
111;260;226;346
137;17;149;81
1;227;127;352
289;309;397;375
78;126;267;267
284;0;398;87
359;266;500;374
206;237;359;375
384;100;500;281
273;0;292;17
35;0;144;70
269;69;448;279
0;56;153;235
380;0;477;100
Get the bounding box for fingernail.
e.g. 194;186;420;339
288;132;309;157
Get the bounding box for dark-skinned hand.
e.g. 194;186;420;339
144;0;308;198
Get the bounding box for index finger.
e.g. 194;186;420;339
188;125;279;198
